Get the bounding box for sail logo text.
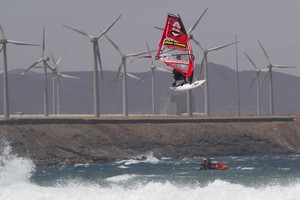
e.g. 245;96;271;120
164;40;186;48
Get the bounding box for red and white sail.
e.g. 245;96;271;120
155;14;194;78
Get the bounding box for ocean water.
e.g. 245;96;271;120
0;141;300;200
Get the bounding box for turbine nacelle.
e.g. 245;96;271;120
43;56;50;62
150;64;156;70
0;39;7;44
90;37;97;43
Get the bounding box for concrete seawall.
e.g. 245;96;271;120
0;115;294;125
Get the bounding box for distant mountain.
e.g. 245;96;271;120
1;62;300;116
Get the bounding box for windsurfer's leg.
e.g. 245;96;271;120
188;72;194;83
172;80;177;86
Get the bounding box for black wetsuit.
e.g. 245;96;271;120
201;159;214;170
172;70;194;86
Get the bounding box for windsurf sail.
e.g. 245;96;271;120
155;13;194;78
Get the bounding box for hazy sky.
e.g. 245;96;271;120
1;0;300;77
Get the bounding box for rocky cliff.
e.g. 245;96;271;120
0;116;299;166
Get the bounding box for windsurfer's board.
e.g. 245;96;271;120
170;80;206;91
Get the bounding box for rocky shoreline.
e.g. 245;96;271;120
0;116;300;166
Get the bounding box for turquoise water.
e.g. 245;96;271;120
1;142;300;200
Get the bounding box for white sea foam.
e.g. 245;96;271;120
0;140;35;186
1;179;300;200
117;152;160;166
106;174;137;183
236;166;255;170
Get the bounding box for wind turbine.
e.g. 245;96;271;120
105;35;149;116
186;8;236;115
257;40;296;115
244;52;268;115
50;51;79;115
63;14;122;117
0;25;38;118
193;41;237;116
22;26;52;117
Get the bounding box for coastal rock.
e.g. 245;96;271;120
0;117;299;166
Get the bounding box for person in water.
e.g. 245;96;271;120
172;55;193;86
201;157;214;170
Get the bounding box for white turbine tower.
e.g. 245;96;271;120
244;52;268;115
257;40;296;115
50;51;79;115
143;42;171;115
185;8;208;117
0;25;38;118
105;35;148;116
63;14;122;117
22;26;52;117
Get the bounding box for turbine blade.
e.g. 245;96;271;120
126;50;148;58
50;53;56;66
126;72;142;81
260;68;269;72
97;14;123;39
154;26;164;31
207;41;237;52
244;52;257;69
258;70;270;90
146;42;155;65
42;26;45;57
22;59;43;75
63;25;94;39
156;67;172;73
116;61;123;80
0;45;3;53
257;40;271;65
144;68;152;73
57;75;65;88
45;61;53;71
249;73;259;91
187;8;208;34
105;35;123;56
95;42;104;79
146;42;152;56
56;49;67;67
6;40;39;46
0;25;6;40
137;72;148;84
191;37;205;51
272;65;298;69
60;73;80;79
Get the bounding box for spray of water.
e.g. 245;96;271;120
0;140;35;185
